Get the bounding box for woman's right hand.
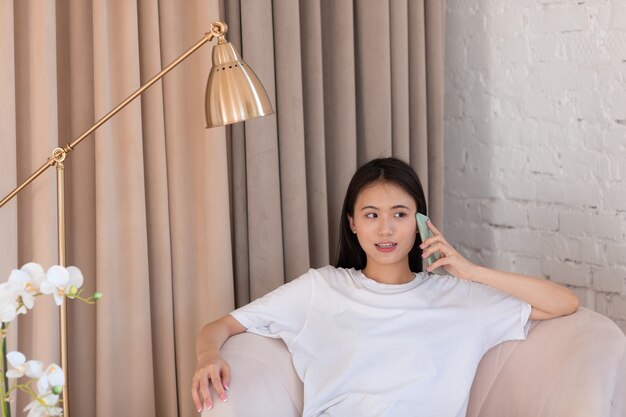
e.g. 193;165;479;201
192;351;231;412
193;315;246;413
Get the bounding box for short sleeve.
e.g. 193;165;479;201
229;270;315;343
469;281;532;351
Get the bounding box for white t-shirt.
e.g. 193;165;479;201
230;266;532;417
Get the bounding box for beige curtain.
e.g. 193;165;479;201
227;0;445;304
0;1;444;416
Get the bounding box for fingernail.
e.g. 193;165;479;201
224;384;229;391
206;403;213;410
421;253;426;258
198;406;202;413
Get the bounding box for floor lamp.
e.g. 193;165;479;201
0;21;272;417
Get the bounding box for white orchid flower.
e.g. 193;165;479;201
0;283;19;323
36;363;64;396
8;270;35;311
5;351;43;379
40;266;84;306
23;393;62;417
20;263;47;290
8;265;44;311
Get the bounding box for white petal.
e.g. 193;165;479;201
0;283;18;301
24;360;44;378
22;294;35;309
0;303;17;323
6;369;24;379
21;263;46;287
45;364;65;386
53;292;64;306
37;375;49;395
8;269;30;285
39;280;55;295
7;351;26;367
66;266;84;289
26;408;40;417
42;393;59;406
46;266;69;286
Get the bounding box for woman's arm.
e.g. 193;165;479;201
462;266;579;320
192;314;246;412
421;221;579;320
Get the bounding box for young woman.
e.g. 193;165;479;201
192;157;579;417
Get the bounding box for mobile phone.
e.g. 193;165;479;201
416;213;446;275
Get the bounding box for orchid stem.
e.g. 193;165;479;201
1;323;10;417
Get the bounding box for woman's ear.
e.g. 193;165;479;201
348;215;356;234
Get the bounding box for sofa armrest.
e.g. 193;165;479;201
467;307;626;417
205;332;303;417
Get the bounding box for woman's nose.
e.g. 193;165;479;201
377;218;393;236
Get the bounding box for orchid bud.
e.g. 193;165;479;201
52;385;63;395
69;286;78;296
93;292;103;300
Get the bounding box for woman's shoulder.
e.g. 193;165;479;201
419;272;472;294
303;265;353;280
292;265;358;290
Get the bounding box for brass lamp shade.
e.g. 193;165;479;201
205;40;273;128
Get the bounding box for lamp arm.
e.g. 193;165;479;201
0;26;222;208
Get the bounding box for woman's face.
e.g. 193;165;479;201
348;181;417;273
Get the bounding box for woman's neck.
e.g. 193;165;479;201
362;264;414;285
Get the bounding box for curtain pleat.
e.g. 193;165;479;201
136;0;178;416
240;0;286;300
92;2;157;416
273;0;311;281
59;1;98;415
354;0;393;161
424;0;445;227
14;4;61;416
390;0;411;157
299;0;330;268
408;0;431;203
320;0;360;255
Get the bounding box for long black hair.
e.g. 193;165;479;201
335;157;428;272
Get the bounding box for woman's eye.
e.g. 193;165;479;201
365;213;377;219
394;212;407;218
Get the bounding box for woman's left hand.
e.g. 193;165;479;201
420;220;479;280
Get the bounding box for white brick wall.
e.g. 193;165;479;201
444;0;626;333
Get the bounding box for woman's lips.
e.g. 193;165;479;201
375;242;397;252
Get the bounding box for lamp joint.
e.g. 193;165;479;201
51;147;67;164
209;21;228;41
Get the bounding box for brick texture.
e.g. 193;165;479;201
445;0;626;334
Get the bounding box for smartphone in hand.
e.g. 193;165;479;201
416;213;447;275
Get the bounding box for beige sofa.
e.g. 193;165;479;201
205;307;626;417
